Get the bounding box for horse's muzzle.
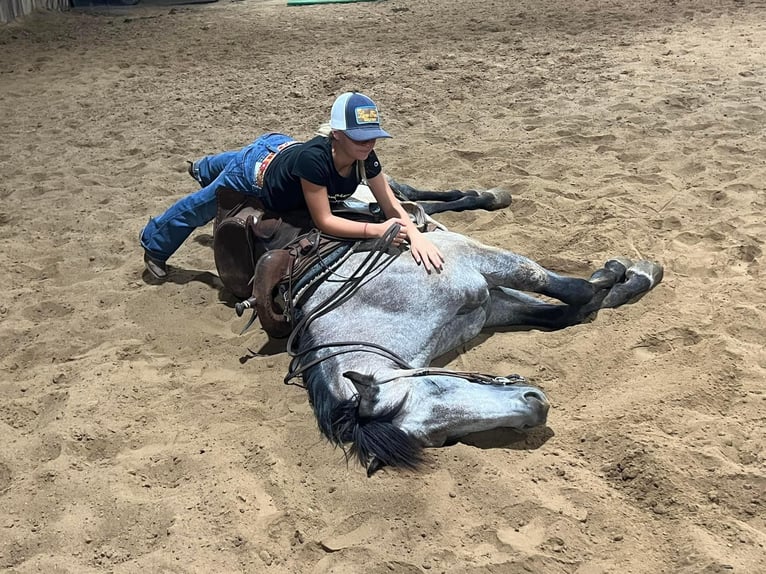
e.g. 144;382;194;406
523;389;550;426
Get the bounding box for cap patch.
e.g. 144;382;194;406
355;106;379;125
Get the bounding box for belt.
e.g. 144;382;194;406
255;141;298;188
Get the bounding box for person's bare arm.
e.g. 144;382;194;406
301;178;408;244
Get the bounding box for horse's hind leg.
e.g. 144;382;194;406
418;192;512;215
388;178;466;202
387;177;512;215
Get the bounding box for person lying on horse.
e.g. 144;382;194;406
140;91;445;280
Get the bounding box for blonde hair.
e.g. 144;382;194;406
315;122;332;138
315;122;366;183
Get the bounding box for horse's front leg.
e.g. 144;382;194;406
480;249;639;308
484;288;586;330
483;258;662;329
479;251;595;307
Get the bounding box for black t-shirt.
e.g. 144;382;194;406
262;135;383;212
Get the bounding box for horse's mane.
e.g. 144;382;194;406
299;331;424;475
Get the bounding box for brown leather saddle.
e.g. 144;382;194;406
252;230;360;338
212;187;309;299
212;188;385;338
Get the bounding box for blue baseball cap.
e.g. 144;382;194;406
329;92;392;141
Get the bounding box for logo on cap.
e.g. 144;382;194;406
355;106;379;125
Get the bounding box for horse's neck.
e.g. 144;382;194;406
303;349;409;402
298;242;476;369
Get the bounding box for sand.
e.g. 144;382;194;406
0;0;764;572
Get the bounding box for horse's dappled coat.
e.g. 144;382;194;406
284;229;662;475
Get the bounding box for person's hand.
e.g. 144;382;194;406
407;232;444;273
370;218;409;245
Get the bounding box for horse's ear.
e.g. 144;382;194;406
343;371;378;418
343;370;373;386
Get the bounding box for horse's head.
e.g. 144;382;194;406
378;371;549;448
334;369;549;475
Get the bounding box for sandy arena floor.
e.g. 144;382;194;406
1;0;764;572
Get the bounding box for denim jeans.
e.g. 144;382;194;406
140;132;295;262
191;150;238;186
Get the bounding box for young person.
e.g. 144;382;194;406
140;91;444;280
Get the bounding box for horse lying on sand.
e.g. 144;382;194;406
228;184;663;476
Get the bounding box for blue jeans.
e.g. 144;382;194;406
191;150;237;186
140;132;294;262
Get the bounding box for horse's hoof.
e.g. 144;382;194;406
589;257;631;289
601;260;663;308
481;188;512;210
589;268;620;289
604;257;632;280
627;260;664;287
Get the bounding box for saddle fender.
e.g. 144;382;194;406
253;250;294;339
213;188;266;299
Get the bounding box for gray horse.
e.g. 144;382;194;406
280;224;663;476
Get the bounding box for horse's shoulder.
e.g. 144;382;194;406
428;229;482;253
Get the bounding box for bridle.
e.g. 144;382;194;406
282;224;528;390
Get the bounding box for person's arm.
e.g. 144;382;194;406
366;172;444;272
301;178;408;243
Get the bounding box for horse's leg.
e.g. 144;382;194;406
602;261;664;308
484;259;663;329
479;251;600;307
387;177;512;215
484;288;588;330
417;193;511;215
387;178;467;202
478;252;647;310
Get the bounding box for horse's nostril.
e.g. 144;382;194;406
524;391;545;403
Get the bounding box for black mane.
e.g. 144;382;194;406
304;366;424;476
